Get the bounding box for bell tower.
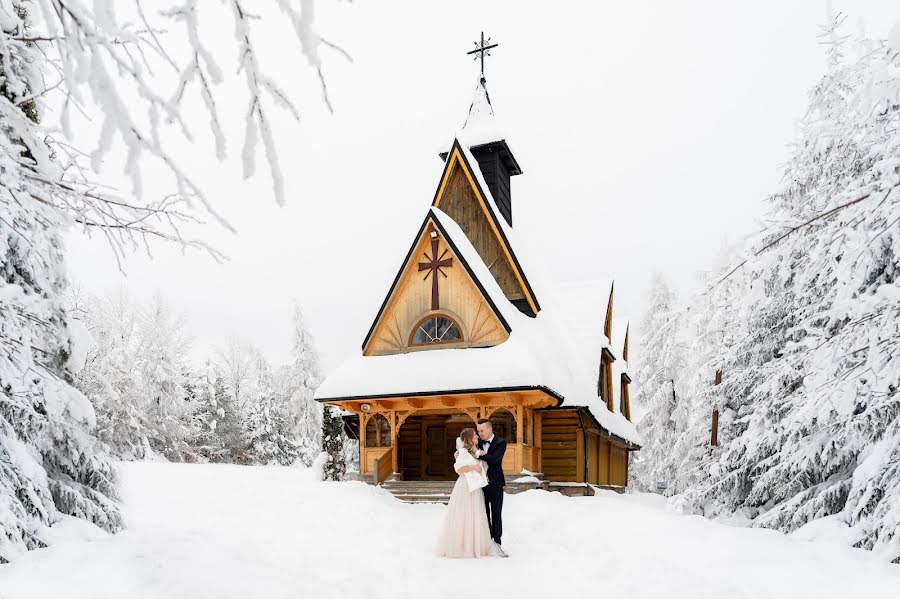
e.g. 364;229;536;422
439;32;522;227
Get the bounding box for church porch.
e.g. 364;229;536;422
328;389;558;483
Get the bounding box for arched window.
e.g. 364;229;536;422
365;414;391;448
488;409;517;443
409;314;463;346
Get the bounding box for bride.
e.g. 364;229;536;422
436;428;503;558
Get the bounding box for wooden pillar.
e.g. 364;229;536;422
359;412;368;475
534;411;543;473
391;410;399;475
515;401;524;472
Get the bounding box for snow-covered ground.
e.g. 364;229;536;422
1;463;897;599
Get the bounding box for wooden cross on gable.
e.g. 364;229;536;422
418;231;453;310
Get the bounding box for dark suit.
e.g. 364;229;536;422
477;435;506;545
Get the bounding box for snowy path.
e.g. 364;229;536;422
1;463;897;599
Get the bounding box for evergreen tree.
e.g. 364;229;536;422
690;23;900;560
215;373;247;463
639;19;900;561
187;360;223;461
135;294;193;461
2;0;338;559
245;390;302;466
286;303;324;465
632;274;688;492
74;291;148;460
1;2;121;561
321;406;346;481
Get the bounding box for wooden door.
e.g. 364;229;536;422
424;423;449;479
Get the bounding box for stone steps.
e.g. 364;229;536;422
381;480;455;504
379;474;551;503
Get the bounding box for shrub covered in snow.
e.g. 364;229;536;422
321;406;345;481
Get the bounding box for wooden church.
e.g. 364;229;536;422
315;60;641;494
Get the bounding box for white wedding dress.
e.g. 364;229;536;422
435;438;503;558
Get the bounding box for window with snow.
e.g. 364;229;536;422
409;315;463;346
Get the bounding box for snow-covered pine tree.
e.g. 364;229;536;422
631;274;688;492
212;339;256;462
214;377;245;464
1;3;120;561
321;405;346;481
665;249;748;497
244;392;277;465
342;433;360;474
241;347;303;466
2;0;338;557
286;303;324;465
135;294;193;461
188;360;224;461
244;389;302;466
674;18;900;561
73;291;148;460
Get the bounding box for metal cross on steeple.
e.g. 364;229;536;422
467;31;498;79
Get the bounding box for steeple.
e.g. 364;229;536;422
440;33;522;227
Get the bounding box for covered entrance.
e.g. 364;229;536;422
337;389;559;483
396;410;520;481
398;414;471;480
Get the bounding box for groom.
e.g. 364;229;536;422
475;418;507;553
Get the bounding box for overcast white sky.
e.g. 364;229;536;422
65;0;898;375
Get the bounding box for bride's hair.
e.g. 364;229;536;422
460;428;478;456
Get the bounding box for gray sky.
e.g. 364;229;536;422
65;0;898;375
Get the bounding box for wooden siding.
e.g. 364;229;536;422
598;438;611;485
436;161;528;304
540;410;580;482
566;410;632;488
610;445;628;486
364;218;509;356
587;434;600;483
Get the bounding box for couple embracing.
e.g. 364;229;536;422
436;418;509;559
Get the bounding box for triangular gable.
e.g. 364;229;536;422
361;210;512;355
432;139;541;315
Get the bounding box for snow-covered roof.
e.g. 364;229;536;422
458;78;505;149
315;206;641;447
437;78;523;175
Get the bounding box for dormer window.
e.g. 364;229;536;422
620;373;632;420
410;315;463;346
598;348;615;412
